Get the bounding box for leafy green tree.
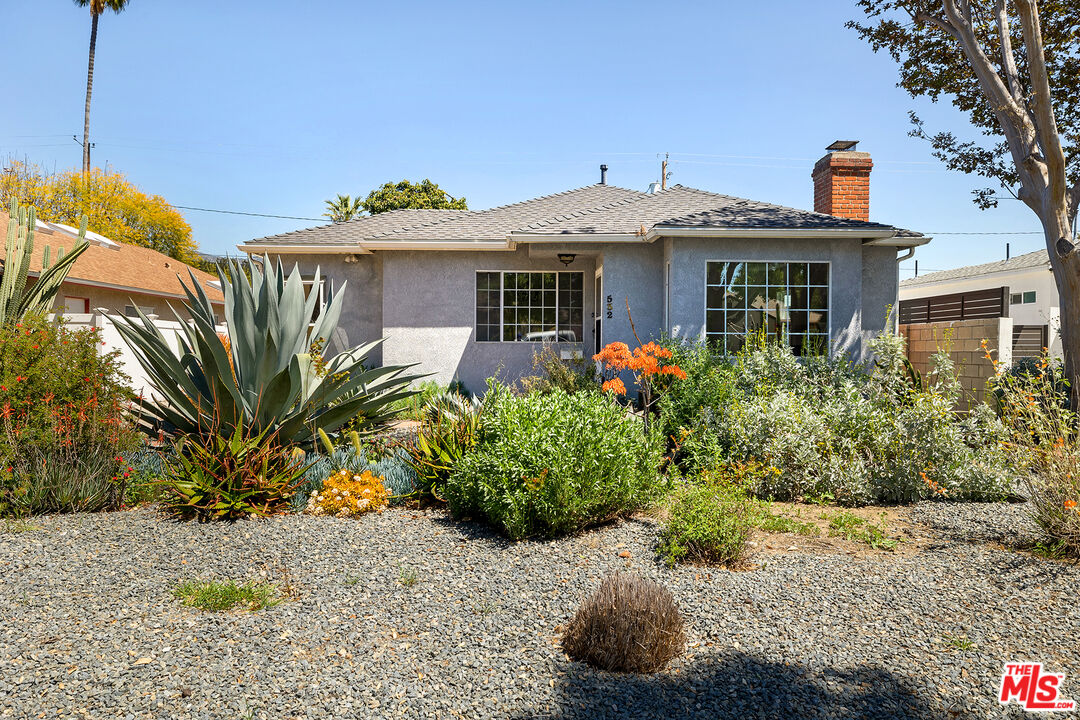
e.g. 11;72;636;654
361;179;467;215
850;0;1080;402
73;0;130;175
324;194;363;223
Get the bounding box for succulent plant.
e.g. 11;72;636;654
114;255;421;444
1;198;90;326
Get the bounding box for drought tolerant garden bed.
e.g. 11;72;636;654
1;502;1076;719
2;211;1077;718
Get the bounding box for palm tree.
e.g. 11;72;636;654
324;194;363;223
74;0;129;176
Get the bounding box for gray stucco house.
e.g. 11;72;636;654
240;142;929;394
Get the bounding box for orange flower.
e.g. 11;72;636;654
1065;500;1078;509
602;377;627;395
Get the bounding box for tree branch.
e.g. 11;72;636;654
995;0;1024;101
1015;0;1068;209
939;0;1044;204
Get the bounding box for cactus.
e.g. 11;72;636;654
1;199;90;327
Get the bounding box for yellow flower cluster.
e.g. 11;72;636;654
306;470;390;518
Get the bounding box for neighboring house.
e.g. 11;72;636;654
898;250;1060;358
0;210;225;396
0;210;224;319
240;141;929;393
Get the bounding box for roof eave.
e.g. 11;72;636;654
646;226;904;241
239;244;373;255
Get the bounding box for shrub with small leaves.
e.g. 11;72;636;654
659;481;756;566
562;572;685;673
306;469;389;517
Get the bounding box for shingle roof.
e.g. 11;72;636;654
366;184;646;240
517;185;914;235
0;211;224;303
245;183;922;247
900;250;1049;288
254;208;475;246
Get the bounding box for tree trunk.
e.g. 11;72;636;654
1044;213;1080;408
82;11;99;176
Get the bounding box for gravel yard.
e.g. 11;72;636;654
1;502;1076;720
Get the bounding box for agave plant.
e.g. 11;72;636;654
114;255;421;444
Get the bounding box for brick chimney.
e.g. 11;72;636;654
812;140;872;221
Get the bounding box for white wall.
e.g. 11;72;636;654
900;266;1061;356
56;311;219;399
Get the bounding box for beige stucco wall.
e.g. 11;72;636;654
900;317;1011;409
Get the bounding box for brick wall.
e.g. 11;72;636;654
900;318;1012;409
812;151;872;221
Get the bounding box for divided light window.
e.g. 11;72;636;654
476;271;584;343
705;261;829;356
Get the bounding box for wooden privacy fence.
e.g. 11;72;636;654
898;286;1009;324
1013;324;1049;358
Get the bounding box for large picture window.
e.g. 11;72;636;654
476;271;583;343
705;261;829;355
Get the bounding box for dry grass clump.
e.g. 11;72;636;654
561;572;685;673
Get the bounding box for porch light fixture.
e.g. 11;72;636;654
557;253;576;266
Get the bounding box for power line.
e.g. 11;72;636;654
174;205;323;221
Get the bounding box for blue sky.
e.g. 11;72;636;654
0;0;1047;278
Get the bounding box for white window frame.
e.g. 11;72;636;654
702;259;832;355
475;270;585;343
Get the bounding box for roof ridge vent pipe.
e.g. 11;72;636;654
647;182;662;194
600;164;608;185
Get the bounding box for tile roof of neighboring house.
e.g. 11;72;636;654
899;250;1049;288
0;211;224;304
244;183;923;248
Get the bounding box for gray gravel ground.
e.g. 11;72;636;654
0;501;1077;720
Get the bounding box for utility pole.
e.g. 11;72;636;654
73;135;95;177
661;153;669;191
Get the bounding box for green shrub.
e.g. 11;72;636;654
159;426;309;521
444;386;665;539
668;333;1014;505
0;316;138;516
404;391;483;502
658;482;756;566
519;346;599;395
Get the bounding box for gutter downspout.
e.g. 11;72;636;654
895;246;916;334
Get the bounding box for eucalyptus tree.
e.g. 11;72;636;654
850;0;1080;400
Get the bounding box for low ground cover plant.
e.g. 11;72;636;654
305;469;390;517
826;510;897;550
562;572;685;673
293;429;417;509
173;579;281;612
0;316;138;516
444;385;665;539
664;330;1014;505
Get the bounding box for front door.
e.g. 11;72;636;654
593;270;603;354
